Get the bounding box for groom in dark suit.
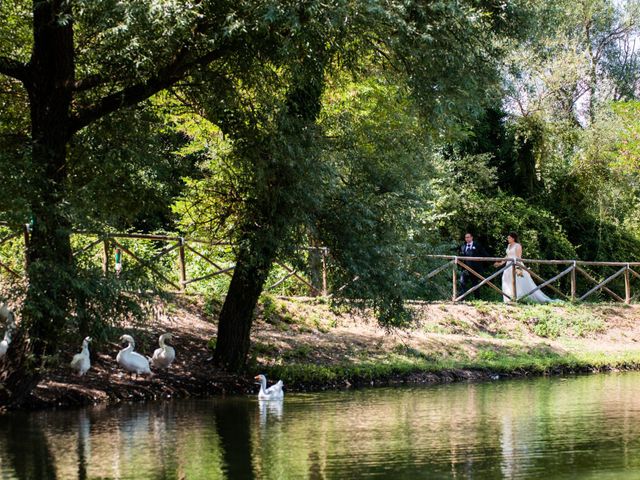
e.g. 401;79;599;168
459;232;488;298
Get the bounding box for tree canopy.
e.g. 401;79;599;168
0;0;639;402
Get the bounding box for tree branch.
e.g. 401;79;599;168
0;56;29;82
70;44;228;133
73;73;104;92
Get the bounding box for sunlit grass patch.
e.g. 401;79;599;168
513;304;605;339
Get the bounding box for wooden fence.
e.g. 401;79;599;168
0;227;329;296
426;255;640;303
2;225;639;303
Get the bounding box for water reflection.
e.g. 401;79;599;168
2;373;640;478
258;399;284;424
0;412;57;479
214;397;254;479
77;410;89;480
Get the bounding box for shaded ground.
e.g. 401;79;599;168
24;296;640;409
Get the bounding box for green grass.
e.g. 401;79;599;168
252;341;279;356
282;345;313;360
260;347;640;386
513;304;605;339
248;298;639;388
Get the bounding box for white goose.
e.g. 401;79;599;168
116;334;152;376
150;333;175;369
70;336;92;376
0;309;16;359
255;374;284;400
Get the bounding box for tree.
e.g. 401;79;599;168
505;0;640;125
175;0;536;370
175;2;337;370
471;0;640;263
0;0;277;406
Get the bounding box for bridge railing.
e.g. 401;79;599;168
0;226;329;296
3;224;639;303
425;255;640;303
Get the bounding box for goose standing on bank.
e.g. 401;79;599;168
70;336;92;376
0;307;16;359
150;333;175;369
255;374;284;400
116;334;152;376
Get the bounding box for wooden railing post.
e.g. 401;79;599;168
625;264;631;304
511;259;518;303
178;237;186;292
102;238;109;275
321;248;328;297
23;223;30;271
452;257;458;302
570;261;577;302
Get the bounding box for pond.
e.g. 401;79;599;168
2;372;640;479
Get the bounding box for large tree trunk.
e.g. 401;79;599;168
0;0;75;407
213;46;326;372
213;244;274;371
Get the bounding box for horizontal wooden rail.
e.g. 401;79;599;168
0;224;328;295
425;255;639;304
426;255;640;267
2;220;638;303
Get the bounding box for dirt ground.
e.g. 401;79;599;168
25;296;640;409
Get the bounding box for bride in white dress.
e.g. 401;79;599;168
494;232;557;303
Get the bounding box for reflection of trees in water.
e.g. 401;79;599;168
150;402;180;478
0;412;57;480
307;451;323;480
86;402;183;479
3;375;640;478
0;402;208;479
212;399;254;479
252;398;288;479
505;375;640;477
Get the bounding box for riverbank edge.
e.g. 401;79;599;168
262;351;640;389
9;298;640;411
18;350;640;411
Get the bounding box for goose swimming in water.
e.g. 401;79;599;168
150;333;175;369
254;374;284;400
70;336;92;376
116;334;152;376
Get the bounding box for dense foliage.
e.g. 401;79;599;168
0;0;638;390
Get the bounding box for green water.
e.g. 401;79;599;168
2;372;640;479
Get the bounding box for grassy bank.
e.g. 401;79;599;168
252;298;640;388
24;296;640;409
264;348;640;389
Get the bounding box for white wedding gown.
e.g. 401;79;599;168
502;244;557;303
